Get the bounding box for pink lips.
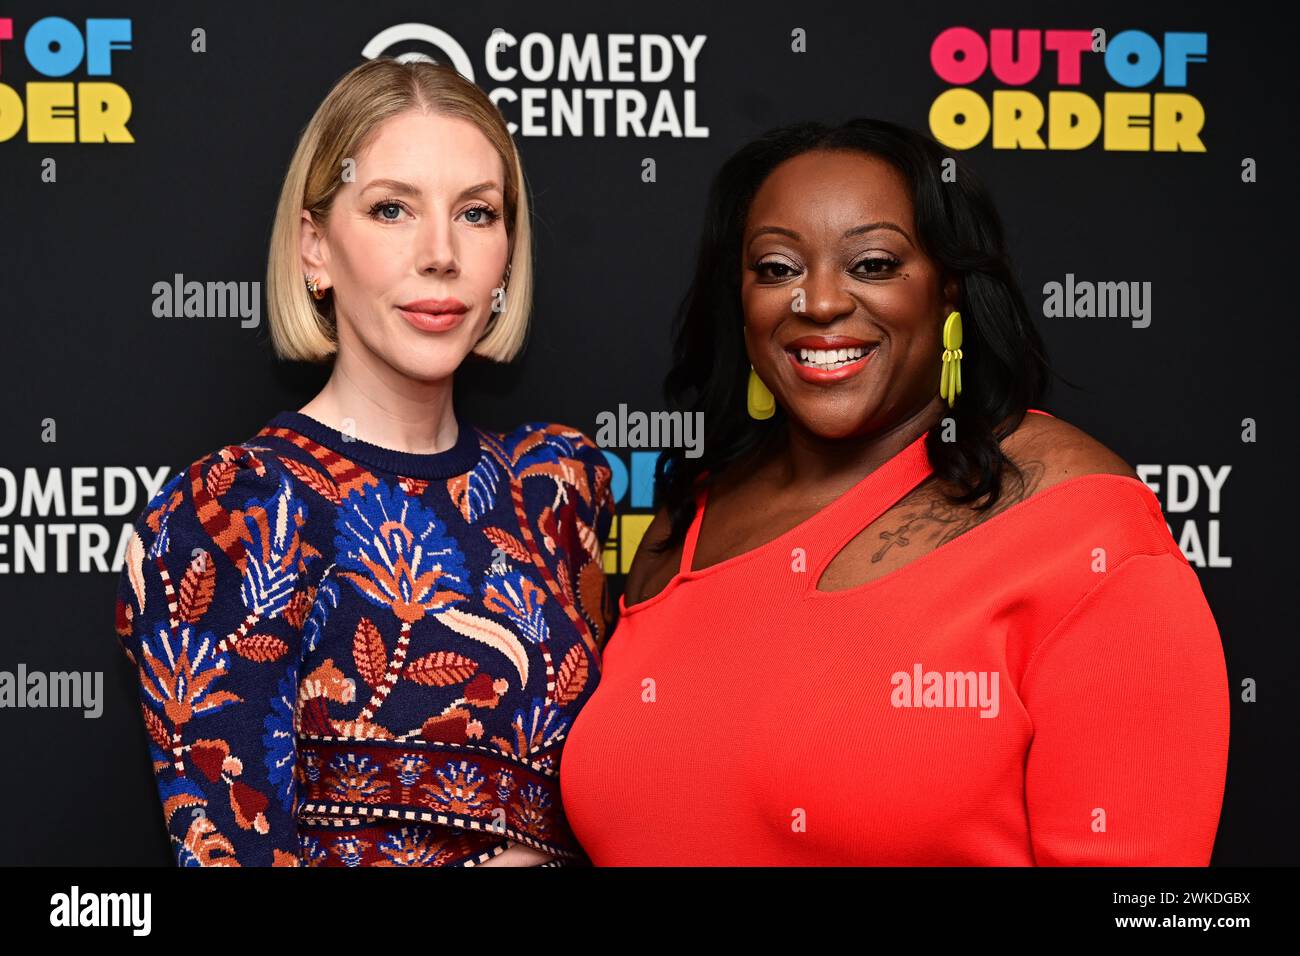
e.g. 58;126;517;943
397;297;469;333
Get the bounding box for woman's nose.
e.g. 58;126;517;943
417;219;458;275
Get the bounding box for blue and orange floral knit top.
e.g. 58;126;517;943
112;408;614;867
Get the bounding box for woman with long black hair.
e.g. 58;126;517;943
561;118;1229;865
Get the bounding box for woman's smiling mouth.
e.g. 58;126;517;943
783;335;879;382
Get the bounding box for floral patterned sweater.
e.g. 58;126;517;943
113;409;615;867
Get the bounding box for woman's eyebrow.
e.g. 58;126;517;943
361;177;422;197
748;221;914;247
843;221;914;246
459;181;502;197
359;178;502;199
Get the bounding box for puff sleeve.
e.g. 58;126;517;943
113;445;315;866
1019;551;1231;865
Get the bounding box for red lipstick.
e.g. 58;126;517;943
784;334;880;384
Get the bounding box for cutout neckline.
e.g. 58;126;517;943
679;430;932;578
619;426;933;616
617;408;1156;616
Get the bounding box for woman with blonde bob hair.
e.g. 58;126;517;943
267;57;532;364
114;57;615;867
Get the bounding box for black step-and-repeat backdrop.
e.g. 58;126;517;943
0;1;1294;866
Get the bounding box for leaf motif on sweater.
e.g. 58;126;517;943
434;607;529;688
447;456;502;523
126;529;148;616
553;644;589;705
178;549;216;624
406;650;479;687
279;456;341;505
483;526;529;562
352;617;386;688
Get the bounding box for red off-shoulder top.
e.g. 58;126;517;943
560;411;1230;865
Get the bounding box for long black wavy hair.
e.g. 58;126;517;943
648;117;1065;554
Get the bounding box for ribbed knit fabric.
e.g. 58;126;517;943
560;411;1230;865
114;409;614;866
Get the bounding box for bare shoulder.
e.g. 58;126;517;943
1001;412;1139;494
881;411;1141;557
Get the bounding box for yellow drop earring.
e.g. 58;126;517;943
940;310;963;407
747;364;775;420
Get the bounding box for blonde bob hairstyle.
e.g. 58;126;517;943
266;57;533;363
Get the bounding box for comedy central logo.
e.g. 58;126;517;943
362;22;709;139
362;23;475;77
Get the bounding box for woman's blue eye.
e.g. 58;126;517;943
368;200;500;226
369;200;406;222
464;205;500;226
